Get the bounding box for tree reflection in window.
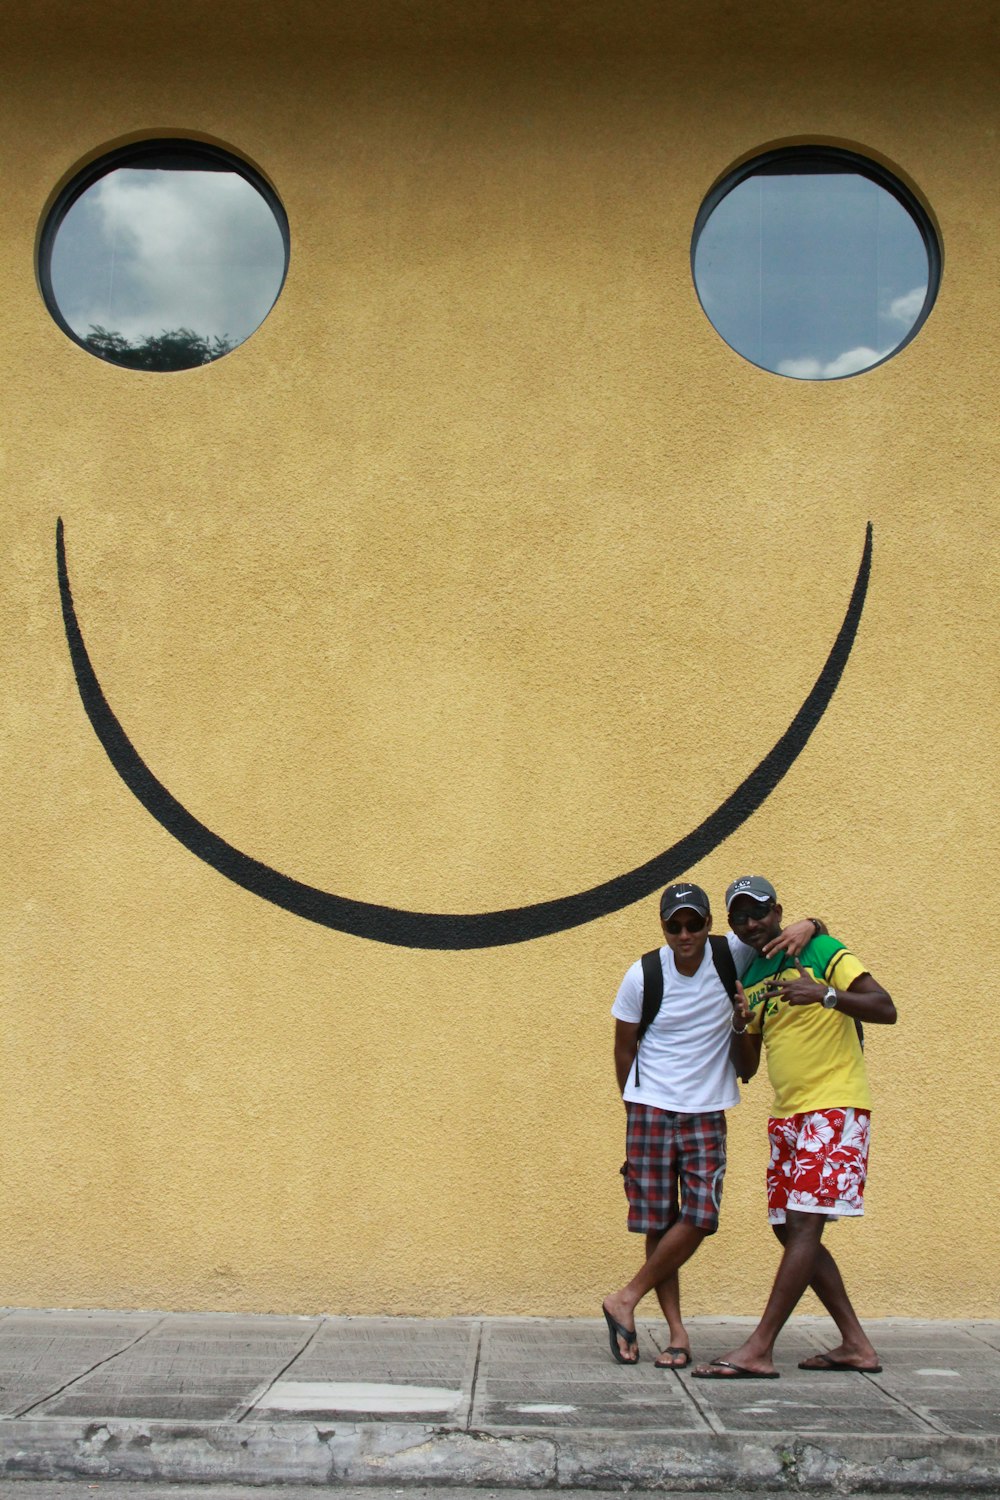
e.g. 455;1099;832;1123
41;141;288;372
82;326;237;372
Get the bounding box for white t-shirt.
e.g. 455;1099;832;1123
611;933;755;1114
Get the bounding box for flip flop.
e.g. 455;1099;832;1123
654;1346;692;1369
798;1352;883;1373
602;1305;638;1365
692;1359;779;1380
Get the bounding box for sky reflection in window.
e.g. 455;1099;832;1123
693;153;937;379
45;145;288;370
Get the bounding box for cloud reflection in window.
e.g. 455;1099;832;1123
42;142;288;371
692;148;939;381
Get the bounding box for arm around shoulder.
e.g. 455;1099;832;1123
762;915;827;959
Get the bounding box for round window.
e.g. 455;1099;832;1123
40;140;289;371
692;146;940;380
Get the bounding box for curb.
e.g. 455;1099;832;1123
2;1418;998;1491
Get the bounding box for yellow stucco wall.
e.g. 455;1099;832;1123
2;1;997;1317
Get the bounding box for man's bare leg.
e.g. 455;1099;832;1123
644;1231;690;1365
603;1221;706;1360
775;1225;879;1367
693;1210;826;1377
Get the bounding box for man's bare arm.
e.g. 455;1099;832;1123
761;916;827;959
771;966;897;1024
614;1019;639;1095
729;980;762;1082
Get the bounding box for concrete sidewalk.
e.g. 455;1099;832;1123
0;1310;996;1492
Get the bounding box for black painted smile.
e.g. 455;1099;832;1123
57;519;872;949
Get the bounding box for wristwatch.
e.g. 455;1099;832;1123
822;986;838;1009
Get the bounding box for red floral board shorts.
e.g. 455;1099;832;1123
767;1108;871;1224
622;1102;727;1235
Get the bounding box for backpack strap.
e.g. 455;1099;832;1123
638;949;665;1041
708;934;738;1004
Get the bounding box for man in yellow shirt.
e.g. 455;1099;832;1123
693;876;897;1380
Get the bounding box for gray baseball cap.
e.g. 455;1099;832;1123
725;874;777;910
660;882;711;920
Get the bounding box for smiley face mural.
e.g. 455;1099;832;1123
6;0;998;1317
46;140;893;949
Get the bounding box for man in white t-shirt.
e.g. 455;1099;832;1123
601;882;820;1367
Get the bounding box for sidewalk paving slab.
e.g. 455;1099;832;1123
0;1311;995;1492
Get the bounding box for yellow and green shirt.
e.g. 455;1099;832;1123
743;934;870;1117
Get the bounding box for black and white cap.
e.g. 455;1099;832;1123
724;874;777;910
660;882;711;920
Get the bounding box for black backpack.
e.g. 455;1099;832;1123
632;936;738;1086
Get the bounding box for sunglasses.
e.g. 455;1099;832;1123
664;914;708;935
729;900;775;927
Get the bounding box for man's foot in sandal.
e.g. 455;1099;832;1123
602;1302;638;1364
692;1357;779;1380
798;1350;882;1373
654;1345;692;1369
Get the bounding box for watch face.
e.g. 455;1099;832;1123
823;987;838;1007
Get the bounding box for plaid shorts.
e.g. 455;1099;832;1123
621;1102;727;1235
